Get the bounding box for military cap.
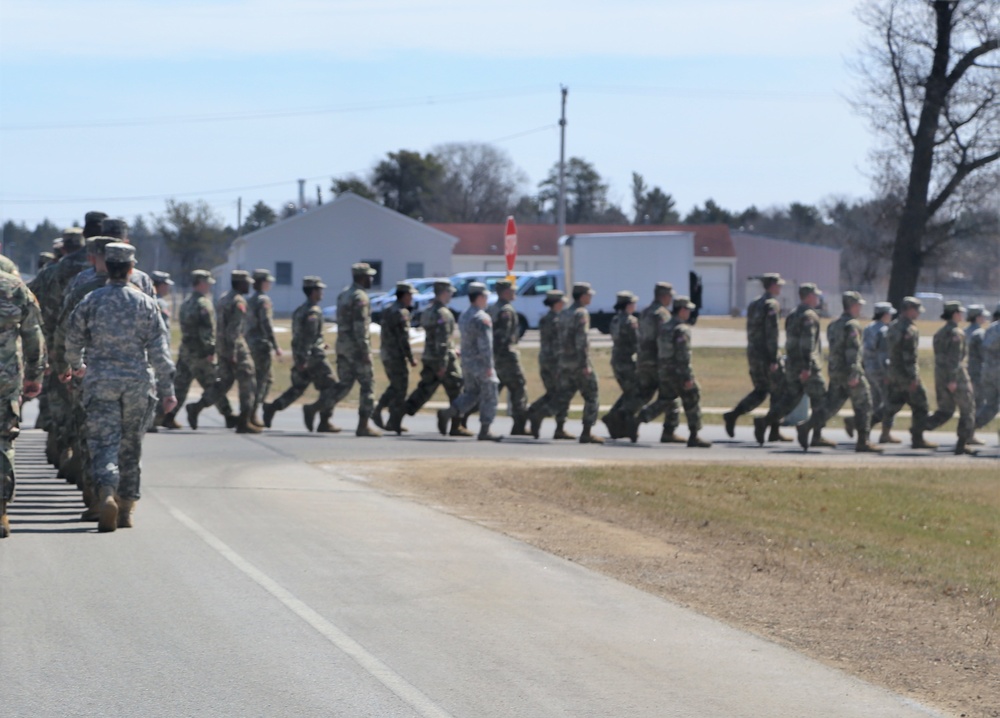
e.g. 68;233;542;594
151;270;174;286
252;268;275;283
39;251;55;262
761;273;785;286
86;236;115;255
52;237;64;251
965;304;985;321
231;269;251;282
495;278;516;291
873;301;896;317
433;279;455;294
572;282;595;298
615;290;638;304
82;211;108;238
395;281;416;295
303;276;326;289
63;226;85;249
191;269;215;285
672;295;697;312
351;262;377;277
901;296;924;312
941;300;966;319
104;242;135;264
466;281;488;296
653;281;674;296
543;289;565;306
100;218;128;240
842;291;866;308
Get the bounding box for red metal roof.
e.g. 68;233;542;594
429;223;736;258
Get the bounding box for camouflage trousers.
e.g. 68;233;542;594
47;377;73;455
732;355;785;417
974;366;999;428
376;357;410;419
250;343;273;414
527;365;567;424
1;395;20;501
608;360;638;417
765;366;827;425
495;353;528;420
624;362;679;430
83;382;156;500
327;354;375;418
215;343;257;416
452;371;499;426
270;359;338;413
641;371;702;431
175;350;221;408
863;362;893;430
883;377;929;437
807;373;876;434
926;371;975;440
405;353;462;415
553;362;599;427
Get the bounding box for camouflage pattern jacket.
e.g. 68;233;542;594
558;301;591;370
637;302;670;369
0;255;19;277
610;310;638;369
246;291;278;352
458;304;494;379
290;301;327;367
862;321;890;379
215;290;250;362
932;320;969;386
966;325;986;386
420;301;456;369
746;293;781;364
657;315;694;383
488;299;520;361
51;270;109;375
826;313;864;382
784;303;822;374
0;271;45;400
65;280;174;397
537;309;561;365
380;301;413;364
28;248;90;342
335;282;372;360
886;318;920;383
179;292;216;359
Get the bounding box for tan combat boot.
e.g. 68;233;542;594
579;424;605;444
768;423;792;442
660;428;685;444
879;427;901;444
117;497;136;528
249;409;265;428
356;416;382;438
687;433;711;448
855;431;882;453
510;416;530;436
477;423;503;442
911;433;938;450
449;418;474;437
235;411;262;434
97;486;118;533
810;429;837;448
316;412;341;433
553;421;576;440
162;410;182;430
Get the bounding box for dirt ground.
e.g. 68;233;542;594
336;458;998;718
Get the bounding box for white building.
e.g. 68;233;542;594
731;232;842;315
214;193;456;313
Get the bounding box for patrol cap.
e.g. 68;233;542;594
965;304;985;321
467;281;488;296
303;275;326;290
799;282;822;298
82;211;108;239
52;237;64;251
104;242;135;264
941;299;966;319
543;289;565;306
395;281;416;295
901;296;924;312
672;295;697;312
191;269;215;285
572;282;595;298
62;226;85;249
653;281;674;297
151;271;174;286
761;273;785;287
351;262;377;277
39;251;55;262
252;268;275;283
615;290;638;304
873;301;896;317
842;291;866;308
495;278;516;291
433;279;455;294
231;269;251;283
86;236;115;256
100;218;128;240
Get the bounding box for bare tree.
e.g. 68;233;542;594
428;142;527;222
852;0;999;306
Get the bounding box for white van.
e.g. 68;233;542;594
511;270;564;334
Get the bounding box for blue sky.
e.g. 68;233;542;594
0;0;872;229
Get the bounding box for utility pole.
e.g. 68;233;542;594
557;85;568;238
298;179;306;211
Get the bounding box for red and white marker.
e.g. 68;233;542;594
504;216;518;281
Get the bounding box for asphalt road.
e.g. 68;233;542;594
2;403;978;717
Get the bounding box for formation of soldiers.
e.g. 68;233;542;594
2;214;999;539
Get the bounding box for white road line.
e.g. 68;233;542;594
163;501;455;718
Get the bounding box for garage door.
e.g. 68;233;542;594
697;264;732;315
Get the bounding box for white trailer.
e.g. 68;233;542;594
559;231;697;332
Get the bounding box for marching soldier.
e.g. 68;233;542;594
489;278;530;436
247;269;281;426
974;303;1000;433
724;273;789;441
630;283;683;443
373;281;418;434
150;271;176;430
863;301;898;443
925;301;976;454
796;291;881;452
525;289;572;439
400;280;469;436
965;304;988;446
602;291;639;439
883;296;936;449
754;283;832;447
437;282;502;441
64;243;176;532
177;271;223;429
638;296;710;447
212;270;259;433
0;270;45;538
263;277;340;433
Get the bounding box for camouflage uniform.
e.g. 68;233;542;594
175;290;222;411
966;322;986;404
862;317;893;432
0;271;45;527
763;299;827;429
266;295;338;417
445;303;499;433
0;255;19;276
883;310;930;442
246;288;279;415
214;286;256;418
629;299;680;434
326;278;376;424
489;294;528;429
730;289;785;419
525;301;567;428
607;305;639;418
553;295;599;435
376;297;414;428
925;316;975;443
974;320;999;428
405;300;462;414
65;275;174;502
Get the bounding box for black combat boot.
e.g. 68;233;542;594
303;403;318;432
186;402;203;430
723;410;738;438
